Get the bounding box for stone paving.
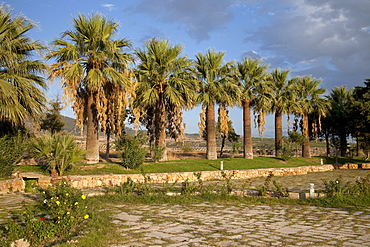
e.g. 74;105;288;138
109;203;370;247
1;193;369;246
0;193;37;224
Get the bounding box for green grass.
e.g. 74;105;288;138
14;156;367;176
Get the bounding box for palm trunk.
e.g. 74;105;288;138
302;113;311;158
220;134;225;156
85;92;100;164
325;131;330;156
340;133;347;157
206;103;217;160
275;109;283;157
105;132;110;160
243;100;253;159
155;97;167;161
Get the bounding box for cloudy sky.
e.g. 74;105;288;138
8;0;370;137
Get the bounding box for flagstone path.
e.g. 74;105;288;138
1;193;369;246
108;203;370;247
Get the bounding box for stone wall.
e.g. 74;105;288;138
2;163;369;192
37;165;339;189
0;178;24;193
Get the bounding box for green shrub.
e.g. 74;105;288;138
281;141;295;161
229;142;241;161
0;133;27;178
116;133;147;169
2;182;90;246
182;142;193;153
30;133;84;176
323;175;370;197
151;145;166;163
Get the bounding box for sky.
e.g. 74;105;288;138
7;0;370;137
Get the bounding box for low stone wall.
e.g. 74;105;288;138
37;164;338;190
0;178;24;193
2;163;369;192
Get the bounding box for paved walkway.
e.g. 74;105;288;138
1;193;369;246
108;203;370;247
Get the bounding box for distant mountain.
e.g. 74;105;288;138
61;115;80;134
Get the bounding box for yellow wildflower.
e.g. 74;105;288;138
81;195;86;200
56;201;60;205
83;214;89;219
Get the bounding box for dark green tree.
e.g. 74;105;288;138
40;99;65;133
325;86;353;157
348;79;370;160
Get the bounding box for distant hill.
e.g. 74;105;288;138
61;115;80;134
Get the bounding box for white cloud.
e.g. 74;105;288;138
102;4;116;11
245;0;370;89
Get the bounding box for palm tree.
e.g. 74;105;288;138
47;13;132;164
326;86;353;156
0;5;47;131
134;39;197;161
195;50;239;160
293;75;328;158
237;57;269;159
269;68;293;157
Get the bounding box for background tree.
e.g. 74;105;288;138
0;5;47;135
133;39;197;161
269;68;293;157
237;57;269;159
287;130;305;157
47;13;132;164
217;120;240;157
40;99;65;133
195;50;239;160
325;86;353;156
293;75;328;158
348;79;370;160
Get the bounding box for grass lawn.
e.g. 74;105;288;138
15;155;367;176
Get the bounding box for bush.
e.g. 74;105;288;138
151;145;165;163
323;175;370;197
182;142;193;153
29;133;84;176
281;141;295;161
0;133;27;178
1;182;90;246
116;133;147;169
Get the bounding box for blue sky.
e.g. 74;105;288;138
8;0;370;137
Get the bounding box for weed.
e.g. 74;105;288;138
259;173;274;196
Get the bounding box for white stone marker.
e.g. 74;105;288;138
220;161;224;170
310;183;315;198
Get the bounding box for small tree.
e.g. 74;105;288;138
281;139;295;162
40;99;65;133
288;130;305;157
116;132;147;169
218;120;240;157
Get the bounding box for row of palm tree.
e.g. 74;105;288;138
0;8;337;163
